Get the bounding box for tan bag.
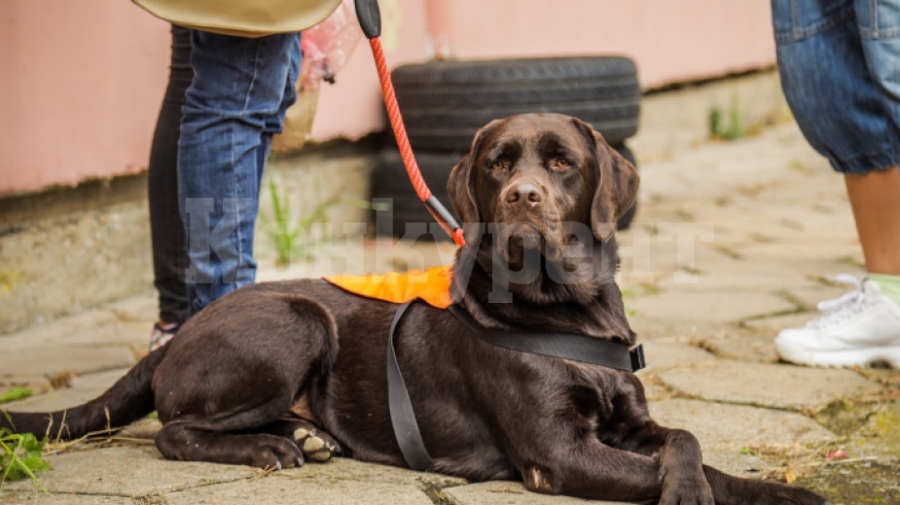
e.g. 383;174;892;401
132;0;343;37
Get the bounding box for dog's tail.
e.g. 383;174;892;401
0;346;165;440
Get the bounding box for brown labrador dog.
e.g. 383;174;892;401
2;114;828;504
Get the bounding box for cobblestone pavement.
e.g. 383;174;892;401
1;122;898;504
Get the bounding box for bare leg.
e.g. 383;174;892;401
845;167;900;275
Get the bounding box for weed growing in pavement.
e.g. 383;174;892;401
709;94;746;140
0;427;49;492
1;389;49;492
0;388;32;405
264;172;377;267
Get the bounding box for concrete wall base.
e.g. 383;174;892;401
0;145;377;336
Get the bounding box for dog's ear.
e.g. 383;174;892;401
447;119;502;226
447;152;478;225
573;118;640;242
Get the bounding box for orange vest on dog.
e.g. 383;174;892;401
323;265;453;309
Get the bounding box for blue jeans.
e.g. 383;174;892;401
772;0;900;173
179;30;301;316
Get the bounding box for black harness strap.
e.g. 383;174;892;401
447;304;645;372
386;301;647;471
386;301;434;471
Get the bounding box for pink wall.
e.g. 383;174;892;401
311;0;431;141
313;0;776;140
426;0;775;88
0;1;170;197
1;0;775;196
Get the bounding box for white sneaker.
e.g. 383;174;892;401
775;275;900;367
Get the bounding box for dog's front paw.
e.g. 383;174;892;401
660;475;714;505
293;425;341;462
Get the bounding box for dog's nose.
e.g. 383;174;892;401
506;183;542;205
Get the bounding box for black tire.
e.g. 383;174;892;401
371;150;461;241
370;149;460;199
390;57;640;152
612;143;638;231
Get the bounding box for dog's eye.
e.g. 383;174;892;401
489;160;510;171
551;157;572;170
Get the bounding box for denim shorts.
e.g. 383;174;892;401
772;0;900;173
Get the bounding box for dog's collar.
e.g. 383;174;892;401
387;300;646;472
446;303;645;372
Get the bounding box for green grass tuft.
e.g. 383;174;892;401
0;427;50;492
0;388;33;405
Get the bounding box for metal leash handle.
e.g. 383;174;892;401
354;0;466;247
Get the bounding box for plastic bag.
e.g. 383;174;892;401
300;0;364;90
272;0;363;152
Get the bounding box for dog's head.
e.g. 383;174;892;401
448;113;639;304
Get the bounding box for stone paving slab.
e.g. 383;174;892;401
1;446;256;496
48;321;148;348
0;308;121;344
3;369;128;413
731;241;863;264
626;317;732;343
165;475;435;505
657;361;884;411
740;313;823;337
443;481;621;505
638;342;717;370
0;347;135;378
648;255;825;294
671;201;855;242
616;232;727;282
0;493;132;505
626;291;794;325
695;451;774;479
279;457;467;490
648;398;838;477
694;329;795;363
2;452;464;505
649;399;836;451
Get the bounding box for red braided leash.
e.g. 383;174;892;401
369;39;430;203
361;8;465;247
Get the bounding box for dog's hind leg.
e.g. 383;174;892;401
152;290;341;469
156;420;305;469
154;399;341;468
154;383;310;469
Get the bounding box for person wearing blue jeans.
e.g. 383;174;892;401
771;0;900;367
148;25;193;350
178;30;301;318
